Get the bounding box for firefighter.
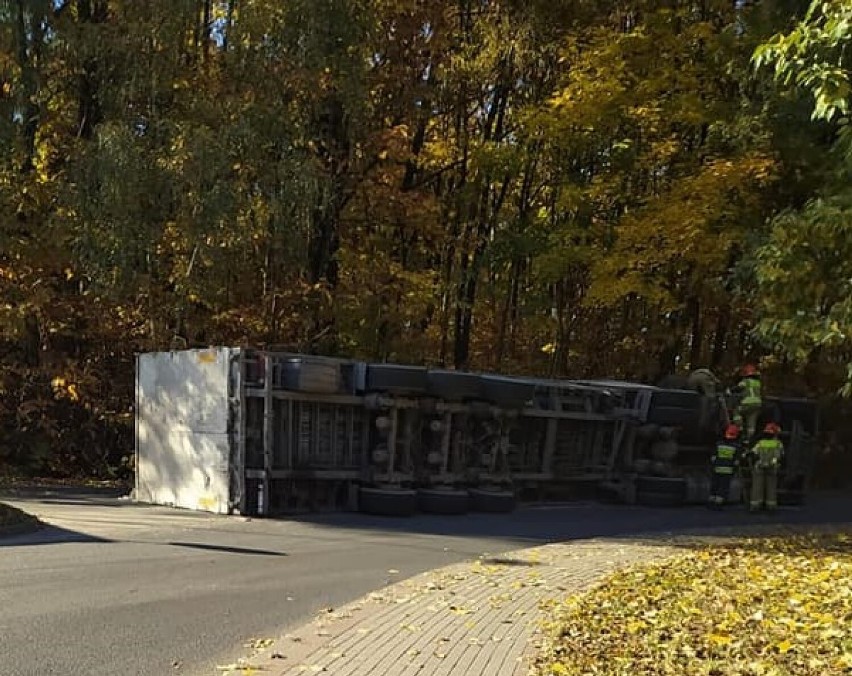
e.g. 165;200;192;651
734;364;762;443
708;424;741;508
688;368;721;398
689;368;730;430
748;422;784;512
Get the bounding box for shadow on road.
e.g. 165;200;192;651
2;484;849;556
0;524;111;548
0;525;288;558
288;492;852;547
167;541;287;557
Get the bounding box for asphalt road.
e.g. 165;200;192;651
1;488;850;676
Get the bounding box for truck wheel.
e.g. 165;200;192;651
469;488;516;513
358;487;418;517
646;406;698;427
417;488;470;515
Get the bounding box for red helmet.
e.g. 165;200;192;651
724;424;740;440
742;364;759;377
764;422;781;435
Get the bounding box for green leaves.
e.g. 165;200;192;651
749;188;852;392
745;1;852;393
753;0;852;126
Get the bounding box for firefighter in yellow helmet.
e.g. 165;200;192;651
708;423;742;508
748;422;784;512
734;364;762;443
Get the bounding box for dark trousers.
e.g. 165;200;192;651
710;472;733;505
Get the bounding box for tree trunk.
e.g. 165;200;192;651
75;1;107;139
711;306;730;370
77;64;101;139
495;257;521;368
15;0;44;175
688;296;703;369
201;0;212;62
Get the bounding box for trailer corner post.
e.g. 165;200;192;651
134;353;141;503
261;353;274;516
236;350;248;516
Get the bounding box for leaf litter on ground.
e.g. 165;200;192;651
534;530;852;676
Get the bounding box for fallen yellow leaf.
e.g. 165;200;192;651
709;633;732;646
777;640;793;654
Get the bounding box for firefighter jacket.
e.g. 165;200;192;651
751;438;784;470
711;442;739;475
737;376;762;408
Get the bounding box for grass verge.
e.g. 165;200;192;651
534;529;852;675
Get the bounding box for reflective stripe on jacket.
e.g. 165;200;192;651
712;443;738;475
752;439;783;469
738;377;762;407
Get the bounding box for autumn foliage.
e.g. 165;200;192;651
0;1;850;476
535;530;852;675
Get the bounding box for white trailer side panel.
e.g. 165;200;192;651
135;348;234;514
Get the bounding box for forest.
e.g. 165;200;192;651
0;0;850;477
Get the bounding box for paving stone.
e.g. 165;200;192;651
239;538;677;676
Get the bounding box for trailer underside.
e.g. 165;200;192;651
134;349;818;516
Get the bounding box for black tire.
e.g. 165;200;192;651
427;371;483;401
479;375;536;408
637;490;686;507
652;389;702;408
468;488;516;513
359;487;418;517
636;476;687;497
417;488;470;515
647;405;699;428
365;364;429;395
279;359;342;394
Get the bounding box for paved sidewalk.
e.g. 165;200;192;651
223;537;681;676
220;520;852;676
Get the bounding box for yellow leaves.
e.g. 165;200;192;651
708;633;732;647
534;530;852;676
626;620;646;635
449;605;473;616
51;377;80;402
586;150;779;309
776;639;793;654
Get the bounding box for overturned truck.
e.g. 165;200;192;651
135;348;818;516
